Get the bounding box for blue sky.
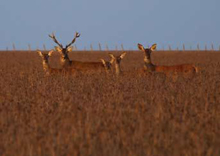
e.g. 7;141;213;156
0;0;220;50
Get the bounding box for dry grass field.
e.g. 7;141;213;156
0;50;220;156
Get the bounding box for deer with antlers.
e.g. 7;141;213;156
37;50;77;76
138;43;198;79
49;32;80;67
49;32;109;73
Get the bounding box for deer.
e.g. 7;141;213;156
49;32;108;73
137;43;198;79
100;58;114;74
108;52;127;76
37;50;77;76
107;52;149;77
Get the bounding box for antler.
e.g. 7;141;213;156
49;33;63;48
66;32;80;48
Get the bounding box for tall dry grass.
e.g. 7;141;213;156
0;51;220;156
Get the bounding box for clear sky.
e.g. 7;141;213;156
0;0;220;50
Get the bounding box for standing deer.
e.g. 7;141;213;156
49;33;108;73
37;50;77;76
137;43;198;79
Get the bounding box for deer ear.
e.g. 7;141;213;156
108;53;115;59
37;50;43;57
120;52;126;59
67;46;73;52
150;44;157;51
100;59;106;65
55;46;62;52
48;50;53;56
138;43;145;51
110;57;114;64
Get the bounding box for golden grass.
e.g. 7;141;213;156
0;50;220;156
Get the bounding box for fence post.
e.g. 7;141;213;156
28;44;31;51
121;44;124;51
90;44;93;51
74;45;77;51
211;44;214;51
196;44;200;50
168;45;172;51
205;44;207;51
43;44;46;51
12;43;16;51
98;43;102;51
115;45;118;51
105;44;109;51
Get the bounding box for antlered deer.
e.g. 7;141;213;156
49;33;108;73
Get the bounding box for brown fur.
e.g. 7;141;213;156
49;33;107;73
138;43;198;78
37;50;78;76
155;64;198;74
109;52;126;76
59;56;107;73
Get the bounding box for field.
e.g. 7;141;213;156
0;50;220;156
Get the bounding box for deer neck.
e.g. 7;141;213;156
42;61;50;74
144;57;155;72
60;56;71;67
115;63;121;75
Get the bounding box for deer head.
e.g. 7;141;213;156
108;52;127;75
138;43;157;63
109;52;126;65
49;32;80;60
37;50;53;63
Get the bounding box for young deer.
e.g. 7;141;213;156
138;43;198;78
49;33;107;73
108;52;127;76
37;50;77;76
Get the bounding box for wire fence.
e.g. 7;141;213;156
4;43;220;51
